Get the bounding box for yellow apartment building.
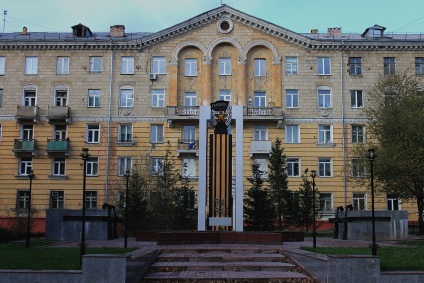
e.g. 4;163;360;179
0;5;423;233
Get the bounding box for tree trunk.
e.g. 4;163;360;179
417;197;424;234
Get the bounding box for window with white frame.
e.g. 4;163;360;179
287;158;300;177
23;90;36;106
17;191;30;209
182;158;196;177
50;191;64;209
384;57;396;75
285;125;300;144
184;58;197;76
285;57;298;74
219;90;231;102
86;124;100;143
349;57;362;76
286;89;299;108
86;157;99;176
19;157;32;176
150;124;163;143
415;58;424;75
253;125;267;141
352;158;366;178
121;57;134;74
151;89;165;108
88;89;101;107
219;58;231;75
0;56;5;75
150;157;163;175
183;125;196;143
152;56;165;74
350;90;363;108
318;125;332;144
56;57;69;75
318;158;332;177
253;91;266;107
118;157;132;176
184;92;196;106
318;88;331;108
319;193;332;211
351;125;364;144
387;194;400;210
317;57;331;75
52;157;66;176
85;191;97;209
21;125;34;140
120;88;134;107
54;125;67;140
55;90;68;106
89;56;102;72
118;124;132;142
353;193;366;210
253;158;268;178
254;58;266;76
25;56;38;75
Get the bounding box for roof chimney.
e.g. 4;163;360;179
110;25;125;37
327;27;342;37
22;26;27;35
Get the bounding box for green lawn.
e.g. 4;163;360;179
0;239;137;270
302;241;424;271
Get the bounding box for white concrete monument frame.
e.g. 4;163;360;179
197;105;244;231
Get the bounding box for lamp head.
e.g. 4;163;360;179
80;148;90;160
367;148;376;160
28;170;35;179
311;170;316;178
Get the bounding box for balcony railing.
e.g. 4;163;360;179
46;138;71;156
245;106;284;116
248;140;272;157
15;105;39;123
13;139;37;156
176;139;199;156
47;106;71;124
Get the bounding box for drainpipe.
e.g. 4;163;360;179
340;40;347;209
105;40;114;200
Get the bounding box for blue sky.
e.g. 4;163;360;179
2;0;424;34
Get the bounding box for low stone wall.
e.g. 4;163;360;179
0;270;81;283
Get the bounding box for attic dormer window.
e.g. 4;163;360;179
362;24;386;39
71;23;93;38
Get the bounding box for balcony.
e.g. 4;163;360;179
47;106;71;124
176;139;199;156
248;140;272;157
15;105;39;123
166;106;200;127
13;139;37;156
244;106;284;128
45;138;71;157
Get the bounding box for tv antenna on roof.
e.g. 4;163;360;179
2;10;7;33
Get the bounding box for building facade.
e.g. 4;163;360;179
0;5;423;233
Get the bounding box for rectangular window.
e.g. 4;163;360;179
287;158;300;177
118;157;132;176
85;191;97;209
317;57;331;75
88;89;101;107
25;56;38;75
219;58;231;75
351;125;364;144
53;157;66;176
50;191;64;209
318;125;332;144
318;158;332;177
253;158;268;178
151;89;165;108
387;194;399;210
19;157;32;176
253;125;267;141
0;56;5;75
118;124;133;142
286;89;299;108
152;56;166;74
21;125;34;140
184;92;196;106
182;158;196;177
352;158;366;178
254;58;266;76
0;88;3;107
120;88;134;107
318;89;331;108
353;193;366;210
319;193;332;211
17;191;30;209
415;58;424;75
349;57;362;75
285;57;298;74
86;124;100;143
55;90;68;106
253;91;266;107
54;125;67;140
56;57;69;75
86;157;99;176
184;58;197;76
150;124;163;143
219;90;231;102
350;90;363;108
0;124;2;141
121;57;134;74
23;90;36;106
89;56;102;72
384;57;396;75
285;125;300;144
182;125;196;143
150;157;163;175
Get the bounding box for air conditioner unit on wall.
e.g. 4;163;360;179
149;73;157;80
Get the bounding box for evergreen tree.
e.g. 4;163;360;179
297;169;319;235
244;162;275;231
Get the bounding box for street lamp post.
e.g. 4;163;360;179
367;148;377;256
26;170;35;249
311;170;317;249
124;170;130;249
80;148;90;264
